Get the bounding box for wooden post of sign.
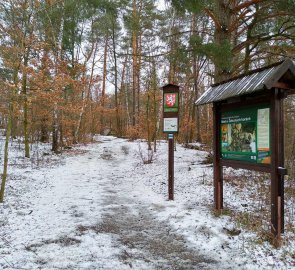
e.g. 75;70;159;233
168;133;174;200
213;103;223;211
278;90;285;233
270;88;285;239
270;88;279;238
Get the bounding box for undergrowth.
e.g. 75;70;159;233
218;169;295;248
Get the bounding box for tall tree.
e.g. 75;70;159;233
171;0;295;82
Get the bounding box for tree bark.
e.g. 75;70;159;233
190;15;201;142
52;104;59;153
0;104;12;203
101;35;108;132
213;0;233;83
112;21;121;136
22;51;30;158
132;0;138;126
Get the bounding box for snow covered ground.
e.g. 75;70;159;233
0;136;294;269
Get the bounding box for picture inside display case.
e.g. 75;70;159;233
221;106;271;164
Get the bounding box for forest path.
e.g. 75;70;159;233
0;137;217;269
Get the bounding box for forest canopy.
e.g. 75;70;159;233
0;0;294;154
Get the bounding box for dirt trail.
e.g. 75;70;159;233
74;141;218;269
75;167;218;270
101;193;216;269
0;139;219;269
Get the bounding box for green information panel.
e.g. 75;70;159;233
163;93;179;112
221;106;271;164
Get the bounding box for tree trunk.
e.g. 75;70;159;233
190;15;201;142
137;34;142;121
120;54;128;134
59;111;64;148
52;105;59;153
146;94;152;151
124;54;132;127
101;35;108;131
132;0;138;126
11;63;20;139
40;118;49;142
76;41;98;141
0;104;12;203
112;22;121;136
22;52;30;158
244;10;258;73
213;1;233;83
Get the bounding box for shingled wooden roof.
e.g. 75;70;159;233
196;59;295;105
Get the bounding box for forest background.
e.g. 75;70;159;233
0;0;294;199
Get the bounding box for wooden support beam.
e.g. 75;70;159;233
213;103;223;211
273;82;295;91
278;90;285;233
221;160;271;173
270;88;285;238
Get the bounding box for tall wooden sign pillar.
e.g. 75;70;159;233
213;103;223;210
162;84;180;201
270;89;286;236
